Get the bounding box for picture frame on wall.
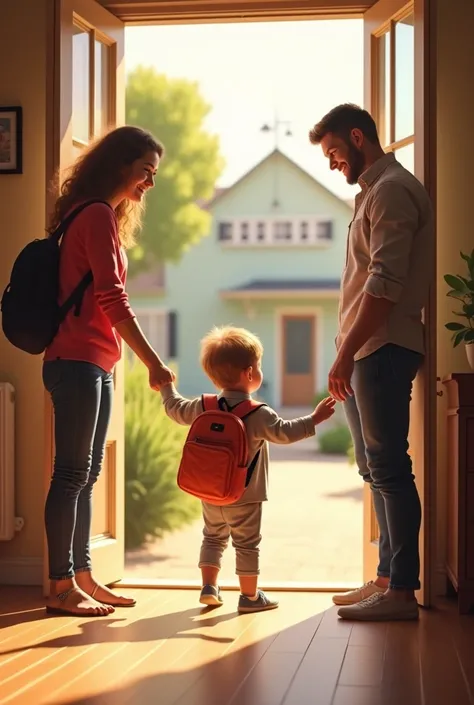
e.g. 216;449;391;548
0;106;23;175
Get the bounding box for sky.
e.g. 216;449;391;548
125;20;364;201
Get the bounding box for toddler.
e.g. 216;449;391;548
160;326;335;613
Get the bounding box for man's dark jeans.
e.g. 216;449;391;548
43;360;113;580
343;343;423;590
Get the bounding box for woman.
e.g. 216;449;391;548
43;126;175;617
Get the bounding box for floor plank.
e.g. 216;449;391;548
0;588;473;705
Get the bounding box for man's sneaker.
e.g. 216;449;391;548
199;585;223;607
332;581;386;606
238;590;279;614
337;592;419;621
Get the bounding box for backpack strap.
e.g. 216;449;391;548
50;199;112;244
54;200;113;321
230;399;266;420
201;394;219;412
230;400;266;486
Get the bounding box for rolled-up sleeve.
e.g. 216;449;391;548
84;204;134;326
364;181;419;303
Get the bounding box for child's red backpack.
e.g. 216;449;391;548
177;394;265;506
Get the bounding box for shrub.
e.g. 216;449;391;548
318;424;353;455
313;389;330;406
347;441;355;465
124;359;200;550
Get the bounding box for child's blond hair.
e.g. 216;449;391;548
200;326;263;389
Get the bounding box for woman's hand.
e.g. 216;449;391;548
148;358;176;391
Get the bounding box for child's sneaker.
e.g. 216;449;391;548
199;584;223;607
238;590;279;614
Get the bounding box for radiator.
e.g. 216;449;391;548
0;383;15;541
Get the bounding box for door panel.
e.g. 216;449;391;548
281;315;316;406
44;0;125;592
363;0;434;606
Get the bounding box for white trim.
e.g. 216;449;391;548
218;216;334;247
274;306;324;408
0;557;43;585
221;289;339;301
133;306;170;361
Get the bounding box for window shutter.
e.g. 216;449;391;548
168;311;178;358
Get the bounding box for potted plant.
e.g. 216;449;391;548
444;249;474;369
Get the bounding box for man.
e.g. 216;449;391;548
309;104;433;621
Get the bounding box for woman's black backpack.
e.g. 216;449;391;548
1;200;110;355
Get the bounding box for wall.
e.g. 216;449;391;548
0;0;49;583
435;0;474;591
134;152;351;405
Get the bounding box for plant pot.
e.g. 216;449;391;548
466;343;474;370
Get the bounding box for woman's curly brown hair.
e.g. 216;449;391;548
48;126;164;249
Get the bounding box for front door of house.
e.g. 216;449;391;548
281;314;316;406
363;0;435;607
44;0;125;591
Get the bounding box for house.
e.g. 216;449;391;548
2;0;474;702
129;149;353;408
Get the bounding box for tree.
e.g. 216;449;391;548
126;67;225;273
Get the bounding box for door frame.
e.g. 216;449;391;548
275;306;323;408
363;0;437;605
43;0;125;594
45;0;435;593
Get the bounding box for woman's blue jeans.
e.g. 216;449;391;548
43;360;113;580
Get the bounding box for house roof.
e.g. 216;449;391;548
204;149;352;211
220;278;340;299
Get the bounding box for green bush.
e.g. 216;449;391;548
318;424;353;455
313;389;330;406
124;360;200;550
347;442;355;465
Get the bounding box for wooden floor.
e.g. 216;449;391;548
1;588;474;705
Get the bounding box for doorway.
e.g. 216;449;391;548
46;0;434;603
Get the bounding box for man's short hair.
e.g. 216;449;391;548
309;104;379;145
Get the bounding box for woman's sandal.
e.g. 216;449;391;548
89;584;136;608
45;587;109;617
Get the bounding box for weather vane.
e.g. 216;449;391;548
260;111;293;208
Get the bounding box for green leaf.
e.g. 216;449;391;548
447;289;464;299
445;274;469;293
454;330;467;347
465;330;474;343
461;251;474;280
445;322;466;331
463;303;474;318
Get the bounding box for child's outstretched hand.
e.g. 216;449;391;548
311;396;337;425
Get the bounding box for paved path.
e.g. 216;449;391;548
125;429;363;586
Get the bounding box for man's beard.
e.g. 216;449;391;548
345;143;366;185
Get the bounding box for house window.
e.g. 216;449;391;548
316;220;333;240
218;222;233;241
241;222;249;241
300;221;309;241
274;221;292;241
257;222;266;241
135;311;168;361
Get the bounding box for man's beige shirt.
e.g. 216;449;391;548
337;152;434;361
